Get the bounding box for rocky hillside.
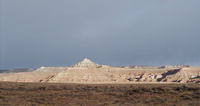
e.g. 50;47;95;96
0;58;199;84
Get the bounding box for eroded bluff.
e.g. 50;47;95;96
0;59;199;83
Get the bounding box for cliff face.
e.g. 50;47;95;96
159;67;200;83
0;59;199;84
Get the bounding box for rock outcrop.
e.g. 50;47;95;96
0;58;199;84
72;58;101;68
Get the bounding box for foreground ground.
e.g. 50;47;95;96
0;82;199;106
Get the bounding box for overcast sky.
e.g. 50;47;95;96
0;0;200;69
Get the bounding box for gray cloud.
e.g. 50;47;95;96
0;0;200;69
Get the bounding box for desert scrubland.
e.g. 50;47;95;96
0;82;199;106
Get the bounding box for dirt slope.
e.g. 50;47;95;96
0;59;199;83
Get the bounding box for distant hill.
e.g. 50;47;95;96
0;68;34;73
0;69;9;73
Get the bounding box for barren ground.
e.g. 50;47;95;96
0;82;199;106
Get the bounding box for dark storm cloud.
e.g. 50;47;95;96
0;0;200;69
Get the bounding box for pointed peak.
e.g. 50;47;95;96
82;58;94;63
73;58;101;68
83;58;89;60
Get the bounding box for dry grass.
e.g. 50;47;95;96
0;82;199;106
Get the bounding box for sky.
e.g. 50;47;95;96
0;0;200;69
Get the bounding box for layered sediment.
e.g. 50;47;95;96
0;58;199;83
